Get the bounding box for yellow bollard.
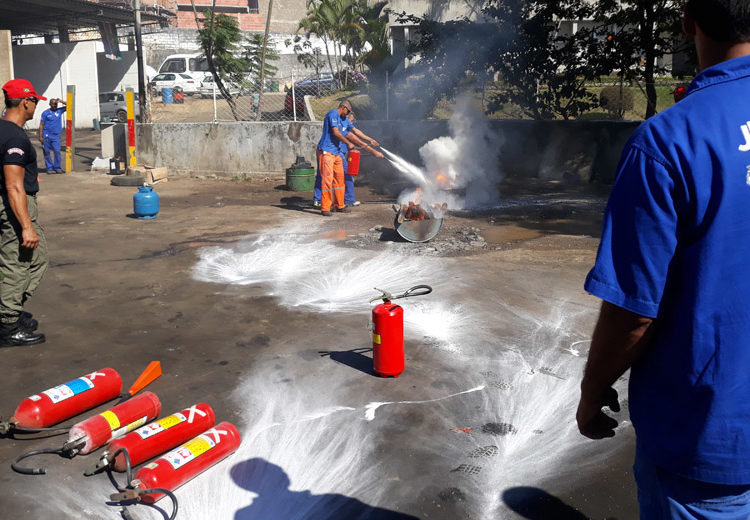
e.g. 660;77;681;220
126;88;137;167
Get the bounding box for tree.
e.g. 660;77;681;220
244;33;279;81
192;4;248;120
401;0;605;120
591;0;686;119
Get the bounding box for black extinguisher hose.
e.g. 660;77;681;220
110;449;178;520
11;447;63;475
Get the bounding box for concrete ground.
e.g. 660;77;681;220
0;167;636;519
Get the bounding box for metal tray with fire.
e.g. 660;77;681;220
393;202;448;243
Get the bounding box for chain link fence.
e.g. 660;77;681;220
148;72;341;123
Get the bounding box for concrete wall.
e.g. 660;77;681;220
0;31;12;89
97;51;139;92
12;42;99;129
136;119;639;184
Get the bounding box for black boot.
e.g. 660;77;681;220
19;311;38;332
0;317;44;346
2;329;45;346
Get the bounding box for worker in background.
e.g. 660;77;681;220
577;0;750;517
38;97;67;174
313;110;383;208
341;111;383;207
0;79;49;346
316;99;355;216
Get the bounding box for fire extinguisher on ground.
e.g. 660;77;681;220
369;285;432;377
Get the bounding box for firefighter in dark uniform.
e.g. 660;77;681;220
0;79;48;346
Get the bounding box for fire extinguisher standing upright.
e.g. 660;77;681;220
370;285;432;378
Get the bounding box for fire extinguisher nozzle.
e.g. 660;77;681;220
110;488;143;502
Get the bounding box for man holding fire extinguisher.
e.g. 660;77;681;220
313;101;383;211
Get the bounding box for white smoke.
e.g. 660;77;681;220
389;95;505;211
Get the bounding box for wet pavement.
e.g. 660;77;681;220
0;171;636;519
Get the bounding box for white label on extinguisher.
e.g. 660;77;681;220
162;433;216;471
41;376;94;404
109;416;148;442
135;412;187;440
28;395;41;401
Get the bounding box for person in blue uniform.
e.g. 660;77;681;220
38;97;66;173
313;111;382;208
577;1;750;518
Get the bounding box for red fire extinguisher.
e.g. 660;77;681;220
110;422;242;518
370;285;432;377
12;392;162;475
0;368;123;434
347;149;361;176
85;403;216;475
1;361;161;436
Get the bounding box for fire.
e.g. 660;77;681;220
401;201;449;221
435;173;451;189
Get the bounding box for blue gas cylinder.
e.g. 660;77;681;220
133;184;159;219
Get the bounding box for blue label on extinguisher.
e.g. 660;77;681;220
41;376;95;404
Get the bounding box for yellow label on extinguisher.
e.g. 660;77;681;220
100;410;121;430
372;333;381;345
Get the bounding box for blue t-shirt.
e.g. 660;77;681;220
585;54;750;484
317;109;343;154
40;107;66;135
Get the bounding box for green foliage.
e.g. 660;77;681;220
196;10;247;119
589;0;688;118
197;11;247;86
244;33;279;80
294;0;391;87
599;85;635;119
402;0;605;120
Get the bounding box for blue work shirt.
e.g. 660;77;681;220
585;54;750;484
338;117;354;174
317;109;343;154
40;107;66;135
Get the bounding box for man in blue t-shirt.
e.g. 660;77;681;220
317;100;355;215
313;111;383;208
38;97;66;173
577;1;750;517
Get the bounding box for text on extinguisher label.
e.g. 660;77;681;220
161;427;229;471
109;416;149;442
135;412;187;440
41;376;95;404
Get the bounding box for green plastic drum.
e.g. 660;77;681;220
286;167;315;191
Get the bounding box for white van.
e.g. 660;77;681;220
157;53;211;83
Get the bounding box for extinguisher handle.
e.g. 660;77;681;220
402;285;432;298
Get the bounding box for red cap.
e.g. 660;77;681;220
2;79;47;101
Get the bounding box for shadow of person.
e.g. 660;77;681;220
231;458;419;520
502;486;589;520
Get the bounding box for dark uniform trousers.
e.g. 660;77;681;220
0;194;48;329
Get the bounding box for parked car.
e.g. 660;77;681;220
292;72;339;94
99;91;141;123
157;53;211;83
198;74;242;98
284;84;317;116
149;72;199;95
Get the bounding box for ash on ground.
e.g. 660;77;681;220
341;221;491;257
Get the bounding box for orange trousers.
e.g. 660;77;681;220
317;150;345;212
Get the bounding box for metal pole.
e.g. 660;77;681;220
134;0;150;122
255;0;274;121
291;70;296;122
212;80;217;122
385;70;389;121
